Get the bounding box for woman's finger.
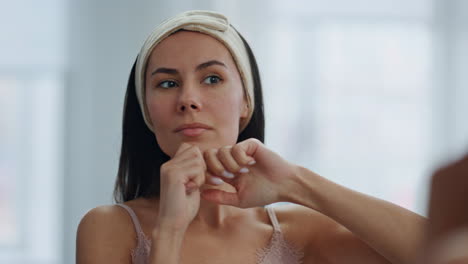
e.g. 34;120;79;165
208;176;224;185
180;161;207;194
201;189;240;207
231;143;256;168
203;171;224;186
167;146;206;191
217;146;242;178
204;148;234;180
187;150;207;187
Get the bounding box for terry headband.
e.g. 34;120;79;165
134;10;255;133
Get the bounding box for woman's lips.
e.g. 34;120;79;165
174;122;212;137
179;128;207;137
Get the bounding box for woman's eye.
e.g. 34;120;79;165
203;75;222;85
158;80;178;89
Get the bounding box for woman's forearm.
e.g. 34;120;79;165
285;166;427;264
149;228;185;264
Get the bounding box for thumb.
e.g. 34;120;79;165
201;189;240;207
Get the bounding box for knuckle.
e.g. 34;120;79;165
222;145;232;152
214;166;225;176
209;161;224;175
216;149;224;159
203;149;215;160
249;138;261;145
232;144;241;153
217;146;230;158
230;163;241;171
209;148;218;155
232;145;243;157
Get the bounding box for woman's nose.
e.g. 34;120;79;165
179;101;200;112
177;86;202;112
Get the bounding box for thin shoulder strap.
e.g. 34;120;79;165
266;206;282;232
115;203;145;241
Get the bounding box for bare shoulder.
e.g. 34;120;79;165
272;202;327;221
271;203;339;244
273;204;390;264
272;203;359;244
77;204;135;238
76;204;136;264
271;203;352;262
273;203;339;229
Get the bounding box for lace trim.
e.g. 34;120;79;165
256;230;304;264
131;231;151;264
131;223;304;264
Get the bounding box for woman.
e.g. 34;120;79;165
76;10;426;264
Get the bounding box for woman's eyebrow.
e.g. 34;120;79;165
151;68;178;76
151;60;226;76
195;60;227;71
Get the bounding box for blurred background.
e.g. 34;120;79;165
0;0;467;263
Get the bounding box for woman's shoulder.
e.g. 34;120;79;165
272;203;335;227
76;204;137;262
273;203;372;262
270;203;347;246
78;204;135;229
77;203;137;239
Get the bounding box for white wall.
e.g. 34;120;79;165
0;0;66;69
433;0;468;164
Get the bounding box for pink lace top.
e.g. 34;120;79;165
116;204;304;264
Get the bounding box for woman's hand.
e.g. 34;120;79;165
201;138;298;208
157;143;206;232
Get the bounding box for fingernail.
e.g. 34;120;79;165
210;177;224;185
222;171;235;179
239;167;249;173
248;160;256;165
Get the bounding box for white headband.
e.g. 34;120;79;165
135;10;255;132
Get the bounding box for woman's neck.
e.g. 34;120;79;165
192;182;238;228
192;199;228;228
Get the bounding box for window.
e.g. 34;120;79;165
215;0;435;214
0;79;21;248
0;73;63;264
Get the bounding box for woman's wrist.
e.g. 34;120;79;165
150;226;186;263
280;165;328;212
152;222;187;241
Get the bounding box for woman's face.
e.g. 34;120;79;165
145;31;248;157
